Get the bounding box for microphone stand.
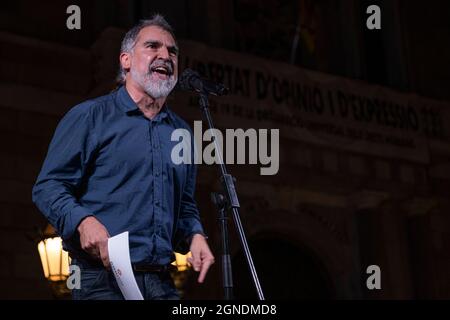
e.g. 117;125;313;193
197;92;265;300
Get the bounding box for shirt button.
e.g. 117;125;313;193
155;171;160;177
155;200;159;206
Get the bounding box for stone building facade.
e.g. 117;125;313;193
0;0;449;299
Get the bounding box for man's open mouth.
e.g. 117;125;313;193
150;65;173;76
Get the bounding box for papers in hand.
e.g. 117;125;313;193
108;231;144;300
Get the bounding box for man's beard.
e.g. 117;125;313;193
130;61;177;99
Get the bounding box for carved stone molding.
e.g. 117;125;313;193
347;190;390;210
403;197;437;216
297;203;350;245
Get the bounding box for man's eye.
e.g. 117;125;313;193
146;43;157;49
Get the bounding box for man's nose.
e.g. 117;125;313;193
158;46;170;59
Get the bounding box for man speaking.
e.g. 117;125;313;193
32;14;214;300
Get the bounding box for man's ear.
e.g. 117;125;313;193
120;52;131;71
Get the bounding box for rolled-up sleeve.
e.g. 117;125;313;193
32;104;97;240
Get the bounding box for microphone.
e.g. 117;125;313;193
177;68;229;96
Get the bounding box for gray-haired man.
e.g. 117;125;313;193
32;14;214;300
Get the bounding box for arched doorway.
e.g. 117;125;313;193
232;237;334;299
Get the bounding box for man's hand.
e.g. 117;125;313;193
188;234;215;283
77;216;110;268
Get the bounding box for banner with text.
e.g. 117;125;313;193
171;40;449;164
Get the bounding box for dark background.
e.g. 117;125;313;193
0;0;450;300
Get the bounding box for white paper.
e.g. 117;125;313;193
108;231;144;300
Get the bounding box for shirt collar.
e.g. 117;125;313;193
117;85;176;124
117;85;139;113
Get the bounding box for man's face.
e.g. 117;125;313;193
124;25;179;99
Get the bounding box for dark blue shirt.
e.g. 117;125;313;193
32;86;204;265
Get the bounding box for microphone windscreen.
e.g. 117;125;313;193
177;68;199;91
